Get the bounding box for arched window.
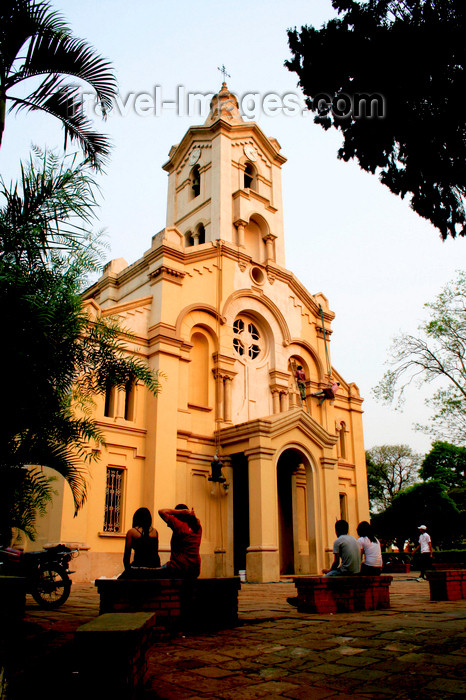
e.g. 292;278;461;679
104;381;115;418
124;380;135;421
196;223;205;245
339;421;347;460
243;162;256;190
189;331;210;406
191;165;200;198
185;226;205;247
339;493;348;521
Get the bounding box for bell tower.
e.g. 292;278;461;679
162;83;287;267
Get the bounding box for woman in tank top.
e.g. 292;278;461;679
122;507;160;573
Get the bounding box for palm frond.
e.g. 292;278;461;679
10;90;112;169
13;32;116;115
0;0;117;165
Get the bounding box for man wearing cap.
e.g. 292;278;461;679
412;525;432;581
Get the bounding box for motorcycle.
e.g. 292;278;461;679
0;544;77;609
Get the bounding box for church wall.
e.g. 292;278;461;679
32;86;369;583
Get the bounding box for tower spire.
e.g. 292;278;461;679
204;78;242;125
217;64;231;86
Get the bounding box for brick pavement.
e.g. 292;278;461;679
2;575;466;699
143;577;466;699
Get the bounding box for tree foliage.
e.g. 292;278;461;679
374;271;466;444
0;0;117;168
421;441;466;488
366;444;421;511
373;480;464;550
0;152;161;544
286;0;466;240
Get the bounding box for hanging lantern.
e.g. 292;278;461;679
209;454;226;483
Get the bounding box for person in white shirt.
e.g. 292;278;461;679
357;521;383;575
412;525;432;581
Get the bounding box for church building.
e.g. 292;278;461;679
38;83;369;582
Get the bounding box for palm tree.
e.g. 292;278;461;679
0;0;117;168
0;151;161;544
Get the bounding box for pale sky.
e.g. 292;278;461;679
1;0;464;456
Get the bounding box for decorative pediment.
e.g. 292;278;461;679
219;408;337;451
267;410;338;449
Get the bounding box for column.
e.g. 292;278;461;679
224;376;232;422
234;219;247;247
246;446;279;582
279;391;288;413
272;389;280;414
263;233;277;262
216;373;224;422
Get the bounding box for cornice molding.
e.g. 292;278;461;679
149;265;185;286
99;295;153;317
85;243;335;342
232;188;278;214
163;119;287;172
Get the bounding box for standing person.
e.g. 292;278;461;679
121;507;160;576
412;525;433;581
357;521;383;575
323;519;361;576
158;504;202;579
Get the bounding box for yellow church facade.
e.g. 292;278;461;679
37;84;369;582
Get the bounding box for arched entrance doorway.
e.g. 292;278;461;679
277;447;316;576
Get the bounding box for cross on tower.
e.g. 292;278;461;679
217;64;231;83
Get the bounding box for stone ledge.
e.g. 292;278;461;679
75;612;158;700
292;575;392;614
95;576;241;631
426;569;466;601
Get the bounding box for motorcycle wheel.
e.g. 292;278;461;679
31;566;71;609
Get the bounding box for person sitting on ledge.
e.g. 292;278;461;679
158;504;202;579
312;380;340;405
357;520;383;575
288;518;360;606
323;519;361;576
121;507;161;577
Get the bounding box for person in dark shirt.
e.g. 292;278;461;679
158;504;202;579
121;507;160;576
312;380;340;405
295;365;307;401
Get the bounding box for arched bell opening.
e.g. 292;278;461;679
244;214;268;264
243;161;257;190
191;165;201;198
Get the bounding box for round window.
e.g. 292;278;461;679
250;266;265;285
233;317;263;361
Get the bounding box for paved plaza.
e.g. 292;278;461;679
3;574;466;698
